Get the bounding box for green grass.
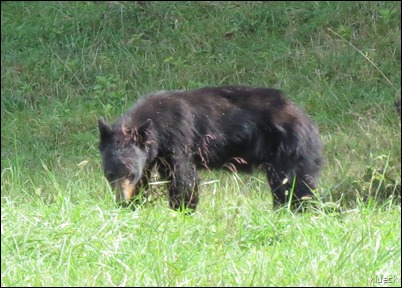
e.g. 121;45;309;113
1;170;401;286
1;1;401;286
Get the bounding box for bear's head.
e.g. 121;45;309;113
98;117;153;206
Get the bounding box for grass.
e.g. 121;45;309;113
1;171;400;286
1;1;401;286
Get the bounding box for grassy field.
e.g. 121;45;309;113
1;1;401;286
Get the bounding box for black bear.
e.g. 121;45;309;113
98;86;322;211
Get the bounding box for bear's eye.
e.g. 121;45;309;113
128;174;136;183
105;173;115;181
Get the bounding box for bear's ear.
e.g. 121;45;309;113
137;118;153;145
98;117;113;144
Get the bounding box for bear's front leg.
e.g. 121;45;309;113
167;159;199;212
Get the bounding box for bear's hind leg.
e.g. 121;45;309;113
265;159;319;210
265;163;295;207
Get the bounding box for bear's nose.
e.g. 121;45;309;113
116;178;136;204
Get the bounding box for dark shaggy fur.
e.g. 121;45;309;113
98;86;323;210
